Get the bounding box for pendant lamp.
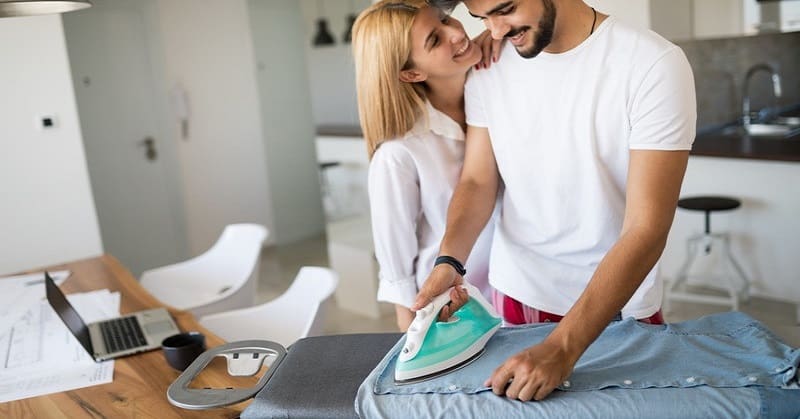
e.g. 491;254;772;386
0;0;91;18
342;13;356;43
342;0;357;43
312;0;335;47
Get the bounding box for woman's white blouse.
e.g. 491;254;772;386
368;101;496;309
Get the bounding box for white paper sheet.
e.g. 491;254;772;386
0;270;70;341
0;288;118;403
0;360;114;403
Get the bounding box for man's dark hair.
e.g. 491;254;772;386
427;0;461;13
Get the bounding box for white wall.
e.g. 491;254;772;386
0;15;103;275
249;0;326;244
300;0;364;126
650;0;693;41
154;0;275;254
452;3;486;37
456;1;652;38
587;0;650;29
661;157;800;303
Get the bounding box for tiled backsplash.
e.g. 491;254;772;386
676;31;800;129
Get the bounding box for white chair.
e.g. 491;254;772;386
140;223;268;317
199;266;338;348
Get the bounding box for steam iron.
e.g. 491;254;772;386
395;282;501;384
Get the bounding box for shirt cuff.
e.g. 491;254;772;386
377;274;418;309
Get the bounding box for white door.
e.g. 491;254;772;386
63;0;186;276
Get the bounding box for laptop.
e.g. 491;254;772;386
44;271;181;362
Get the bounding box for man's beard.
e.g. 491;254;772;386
515;0;556;59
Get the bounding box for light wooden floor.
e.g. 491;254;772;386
257;233;799;341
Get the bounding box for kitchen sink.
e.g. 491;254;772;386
744;123;798;137
732;114;800;138
711;104;800;140
718;122;800;139
774;116;800;126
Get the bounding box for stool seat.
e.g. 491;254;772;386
678;196;741;212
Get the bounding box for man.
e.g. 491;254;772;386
412;0;696;402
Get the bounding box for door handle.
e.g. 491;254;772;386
139;137;158;161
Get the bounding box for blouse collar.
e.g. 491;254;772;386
406;100;465;142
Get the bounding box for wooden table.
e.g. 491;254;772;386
0;255;257;419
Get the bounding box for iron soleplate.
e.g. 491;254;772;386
393;348;486;385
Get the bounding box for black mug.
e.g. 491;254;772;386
162;332;206;371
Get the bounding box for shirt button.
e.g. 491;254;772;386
623;380;633;385
686;377;695;383
448;385;457;391
562;380;571;388
748;376;757;382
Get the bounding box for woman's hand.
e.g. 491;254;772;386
472;29;503;70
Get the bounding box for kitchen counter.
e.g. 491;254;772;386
315;116;800;162
691;106;800;162
691;128;800;162
317;124;362;137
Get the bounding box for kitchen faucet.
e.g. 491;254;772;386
742;63;782;127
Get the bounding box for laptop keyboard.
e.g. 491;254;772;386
99;316;148;354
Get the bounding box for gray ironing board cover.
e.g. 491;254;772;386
241;333;401;419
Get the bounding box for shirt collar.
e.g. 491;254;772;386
405;100;465;142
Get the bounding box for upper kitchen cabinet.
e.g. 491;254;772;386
585;0;800;41
759;0;800;33
650;0;760;40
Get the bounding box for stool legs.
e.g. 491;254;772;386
721;234;750;302
664;235;699;314
667;232;750;311
668;234;701;306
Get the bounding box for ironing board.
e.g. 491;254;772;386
240;313;800;419
241;333;401;419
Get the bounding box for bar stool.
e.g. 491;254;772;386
667;196;751;311
318;161;341;218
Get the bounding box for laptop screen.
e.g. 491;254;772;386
44;271;94;356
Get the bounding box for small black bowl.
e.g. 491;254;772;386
162;332;206;371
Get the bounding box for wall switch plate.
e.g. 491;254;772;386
37;115;57;130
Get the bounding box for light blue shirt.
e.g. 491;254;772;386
357;312;800;418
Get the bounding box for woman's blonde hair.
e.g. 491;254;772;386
352;0;428;159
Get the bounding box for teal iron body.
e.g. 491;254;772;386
395;282;501;383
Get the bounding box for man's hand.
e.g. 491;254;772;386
483;339;577;401
412;264;467;321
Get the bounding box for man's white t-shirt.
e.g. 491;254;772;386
465;17;696;318
369;101;496;309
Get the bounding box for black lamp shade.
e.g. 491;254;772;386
342;13;357;43
313;18;335;47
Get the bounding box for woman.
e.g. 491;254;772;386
352;0;498;331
